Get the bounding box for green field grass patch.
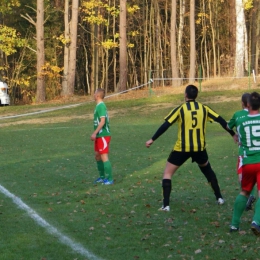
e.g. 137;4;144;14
0;90;260;259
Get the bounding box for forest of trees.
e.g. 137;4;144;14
0;0;259;104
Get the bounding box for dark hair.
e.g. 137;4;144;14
96;88;105;99
241;93;250;107
185;85;198;99
249;92;260;110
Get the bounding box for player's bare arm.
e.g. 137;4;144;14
91;117;106;141
146;121;171;148
146;139;153;148
225;124;238;144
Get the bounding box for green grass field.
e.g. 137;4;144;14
0;89;259;260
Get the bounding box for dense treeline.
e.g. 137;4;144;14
0;0;259;104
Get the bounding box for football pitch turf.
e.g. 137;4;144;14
0;89;259;260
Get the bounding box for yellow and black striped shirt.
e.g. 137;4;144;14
165;100;220;152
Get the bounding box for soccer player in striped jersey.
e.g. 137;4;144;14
230;92;260;235
227;93;256;211
91;88;113;185
146;85;235;211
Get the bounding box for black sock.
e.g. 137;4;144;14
162;179;172;207
199;163;222;200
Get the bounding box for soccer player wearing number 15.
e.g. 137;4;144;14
146;85;236;211
230;92;260;235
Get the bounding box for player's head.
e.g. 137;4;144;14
94;88;105;100
241;93;250;108
185;85;198;100
248;92;260;111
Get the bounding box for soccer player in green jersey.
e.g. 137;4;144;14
227;93;256;211
230;92;260;235
91;88;113;185
146;85;235;211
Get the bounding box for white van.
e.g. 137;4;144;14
0;81;10;105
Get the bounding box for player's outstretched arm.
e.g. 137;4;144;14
146;139;153;148
225;122;239;144
145;121;171;148
215;116;236;136
233;134;239;144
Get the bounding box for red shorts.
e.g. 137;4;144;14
94;136;111;154
241;163;260;192
237;156;243;175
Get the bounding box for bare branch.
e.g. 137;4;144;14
26;45;37;53
44;15;50;25
21;13;36;26
25;5;36;12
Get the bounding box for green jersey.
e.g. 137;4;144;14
237;114;260;165
93;101;111;137
227;109;248;156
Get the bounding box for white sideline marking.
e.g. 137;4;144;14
0;184;103;260
0;80;152;120
0;103;82;120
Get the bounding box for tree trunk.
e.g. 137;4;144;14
93;7;99;90
67;0;79;94
155;1;160;87
189;0;196;83
229;0;236;74
36;0;45;103
235;0;245;77
61;0;69;96
208;0;216;77
244;22;248;73
143;0;149;84
201;0;209;79
178;0;185;80
117;0;127;92
250;1;258;72
256;0;260;74
112;0;117;92
90;24;95;95
171;0;179;87
83;44;90;94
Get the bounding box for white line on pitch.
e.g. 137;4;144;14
0;184;104;260
7;126;71;131
0;80;151;120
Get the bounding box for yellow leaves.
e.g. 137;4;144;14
81;0;117;25
0;0;20;14
9;0;20;8
127;5;140;14
81;0;103;10
0;25;25;56
81;1;140;25
127;43;135;48
12;77;30;88
244;0;253;10
56;34;71;45
101;39;118;50
114;33;119;39
105;5;120;17
129;30;139;37
84;14;108;26
41;63;63;77
196;19;201;25
197;12;209;19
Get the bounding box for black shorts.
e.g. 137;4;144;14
167;149;208;166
